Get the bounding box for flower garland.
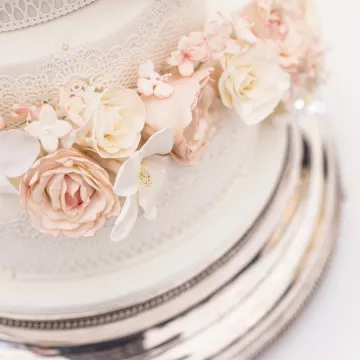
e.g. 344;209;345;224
0;0;324;241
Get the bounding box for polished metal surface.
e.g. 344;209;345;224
0;102;342;360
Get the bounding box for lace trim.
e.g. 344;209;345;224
0;0;204;128
0;0;98;32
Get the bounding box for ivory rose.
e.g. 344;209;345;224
20;149;120;238
60;87;146;159
218;42;290;125
143;68;217;166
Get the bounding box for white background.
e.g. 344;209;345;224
208;0;360;359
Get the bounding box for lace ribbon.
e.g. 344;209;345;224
0;0;204;128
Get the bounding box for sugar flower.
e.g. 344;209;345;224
205;20;241;60
0;128;41;194
25;104;73;153
143;68;217;165
167;32;209;77
59;85;86;128
111;128;174;242
219;41;290;125
238;0;324;79
20;149;120;238
61;87;146;159
137;60;173;98
11;104;38;124
0;129;40;179
171;80;218;166
205;14;257;61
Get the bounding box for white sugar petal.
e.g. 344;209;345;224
0;130;40;177
111;195;139;242
113;152;142;197
167;50;183;66
52;120;72;138
139;128;174;158
138;60;155;78
154;82;173;99
60;132;76;149
70;96;85;113
139;156;167;220
138;78;154;96
39;104;58;126
25;122;45;138
240;28;258;44
188;32;204;45
59;85;71;105
178;59;195;77
41;135;59;153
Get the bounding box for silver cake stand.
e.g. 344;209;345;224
0;100;342;360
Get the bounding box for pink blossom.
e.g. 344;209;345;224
11;104;38;123
20;149;120;238
167;32;209;77
137;60;173;98
204;13;257;61
238;0;324;76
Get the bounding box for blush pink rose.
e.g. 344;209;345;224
20;149;120;238
239;0;322;75
143;68;218;166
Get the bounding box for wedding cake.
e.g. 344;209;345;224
0;1;341;359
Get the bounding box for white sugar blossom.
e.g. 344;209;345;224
111;128;174;242
25;104;72;153
0;129;41;193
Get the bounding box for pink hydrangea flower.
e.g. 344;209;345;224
137;60;173;98
167;32;209;77
204;14;256;60
11;104;39;124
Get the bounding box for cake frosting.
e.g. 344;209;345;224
0;0;205;125
0;0;98;32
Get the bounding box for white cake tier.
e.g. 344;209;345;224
0;108;288;319
0;0;97;32
0;0;205;125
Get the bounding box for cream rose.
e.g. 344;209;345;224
20;149;120;238
219;42;290;125
61;87;146;159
